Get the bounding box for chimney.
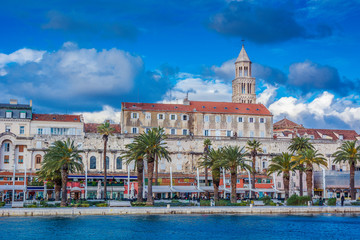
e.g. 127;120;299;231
29;100;32;107
10;99;18;105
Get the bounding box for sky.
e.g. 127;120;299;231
1;0;360;131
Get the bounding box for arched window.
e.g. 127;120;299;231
90;156;96;169
106;156;109;169
35;154;42;164
116;157;122;170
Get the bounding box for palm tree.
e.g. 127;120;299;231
200;148;223;201
135;127;171;205
288;136;314;196
43;139;83;206
122;142;145;202
268;152;296;200
246;139;262;197
37;166;62;201
222;145;251;203
292;149;327;198
333;141;360;200
203;139;212;187
97;122;115;200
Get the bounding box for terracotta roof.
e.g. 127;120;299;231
273;118;303;130
84;123;121;133
122;101;272;116
32;113;82;122
297;128;359;140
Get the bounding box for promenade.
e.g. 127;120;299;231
1;206;360;216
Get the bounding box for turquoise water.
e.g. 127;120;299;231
1;214;359;240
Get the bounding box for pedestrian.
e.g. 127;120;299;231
341;195;345;206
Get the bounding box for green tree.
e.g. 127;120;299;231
200;148;223;201
203;138;212;187
134;127;171;205
222;145;251;203
122;142;145;202
43;139;83;206
268;152;296;200
332;140;360;200
288;136;314;196
246;139;262;197
37;166;62;201
292;149;327;198
97;122;115;200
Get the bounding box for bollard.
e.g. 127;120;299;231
167;204;170;209
250;204;253;208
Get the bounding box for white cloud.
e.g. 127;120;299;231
161;73;232;102
75;105;121;123
257;84;277;106
0;48;45;75
211;59;235;81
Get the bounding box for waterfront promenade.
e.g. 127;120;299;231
1;206;360;216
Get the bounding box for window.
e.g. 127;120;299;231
90;156;96;169
145;113;151;119
204;115;209;122
215;116;221;123
238;117;243;123
260;118;265;123
278;182;281;188
20;112;26;119
204;130;209;136
5;111;12;118
249;117;254;123
131;112;139;119
237;179;240;184
238;130;243;137
18;156;24;164
182;115;188;121
226;116;232;123
18;145;24;152
263;147;267;153
339;135;344;140
35;155;42;164
145;128;150;133
20;126;25;135
5;126;10;132
106;156;109;169
250;131;254;137
36;141;42;149
170;129;176;135
38;128;43;135
157;114;164;120
262;161;266;169
116;157;122;169
4;143;10;152
170;114;177;120
4;155;9;164
310;135;314;139
226;131;232;137
182;129;188;135
260;131;265;138
177;164;182;171
132;127;138;134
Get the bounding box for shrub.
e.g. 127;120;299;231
96;203;108;207
327;198;336;206
0;202;5;207
260;196;273;206
131;201;147;207
350;201;360;206
286;194;311;206
24;204;37;208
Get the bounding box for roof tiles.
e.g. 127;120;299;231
32;113;82;122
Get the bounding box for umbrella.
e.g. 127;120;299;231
97;181;102;199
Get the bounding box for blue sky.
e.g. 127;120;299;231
1;0;360;131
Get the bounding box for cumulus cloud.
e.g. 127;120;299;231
0;43;144;110
161;73;232;102
76;105;121;123
210;59;235;81
257;84;277;106
208;1;331;43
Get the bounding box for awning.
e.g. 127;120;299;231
171;186;204;193
145;186;172;193
0;185;25;191
70;187;83;192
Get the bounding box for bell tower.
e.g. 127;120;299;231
232;44;256;104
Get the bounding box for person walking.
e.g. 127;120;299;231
341;195;345;206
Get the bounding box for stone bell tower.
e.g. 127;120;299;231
232;44;256;104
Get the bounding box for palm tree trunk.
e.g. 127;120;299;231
54;181;61;201
155;155;158;186
252;155;256;198
283;173;290;200
299;164;304;196
305;164;313;198
230;170;237;204
350;161;356;200
60;166;68;207
205;167;210;198
103;138;107;200
146;158;155;205
136;158;144;202
213;169;220;202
